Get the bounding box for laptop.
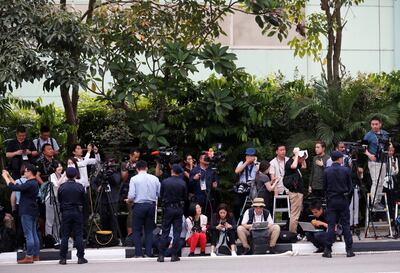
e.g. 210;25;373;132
252;221;269;230
299;222;324;232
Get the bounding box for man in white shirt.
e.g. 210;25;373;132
72;144;101;189
269;145;289;195
33;125;60;156
237;198;281;254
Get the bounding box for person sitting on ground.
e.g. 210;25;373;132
237;198;281;254
209;203;237;257
305;201;328;253
185;203;208;256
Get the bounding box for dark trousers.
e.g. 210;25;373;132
60;209;84;259
100;202;119;237
158;206;183;256
210;229;236;247
383;187;395;220
132;203;155;257
326;197;353;251
305;231;328;249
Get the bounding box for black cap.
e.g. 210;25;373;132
171;164;184;175
66;167;78;179
331;151;344;161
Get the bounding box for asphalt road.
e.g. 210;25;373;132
1;252;399;273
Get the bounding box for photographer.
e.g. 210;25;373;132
284;147;307;233
309;141;330;198
363;116;389;210
91;159;122;238
33;125;60;157
185;203;208;256
121;148;141;236
155;149;181;180
233;148;257;219
3;164;40;264
189;152;219;217
383;145;398;221
6;126;38;179
209;204;237;257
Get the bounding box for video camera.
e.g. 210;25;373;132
204;143;225;170
96;160;119;186
151;146;178;165
342;141;367;156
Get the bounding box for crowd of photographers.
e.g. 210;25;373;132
0;115;399;263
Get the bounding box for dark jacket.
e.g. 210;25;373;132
189;166;218;196
58;179;85;211
323;163;352;201
310;154;330;190
8;179;39;217
209;214;237;230
160;176;187;205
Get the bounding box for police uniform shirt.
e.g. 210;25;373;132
58;180;85;211
160;176;187;205
323;163;352;200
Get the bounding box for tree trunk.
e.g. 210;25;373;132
322;0;334;89
86;0;97;22
332;0;343;90
60;85;78;150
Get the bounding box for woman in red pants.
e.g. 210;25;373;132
185;203;208;256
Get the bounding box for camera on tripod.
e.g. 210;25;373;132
96;160;119;189
342;141;367;157
204;143;225;170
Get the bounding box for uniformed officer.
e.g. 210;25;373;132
58;167;87;265
157;164;187;263
322;151;355;258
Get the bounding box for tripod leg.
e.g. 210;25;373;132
105;191;123;245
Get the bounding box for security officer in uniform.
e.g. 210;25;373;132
58;167;87;265
322;151;355;258
157;164;187;263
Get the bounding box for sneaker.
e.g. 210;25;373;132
373;204;385;211
59;259;67;265
231;251;237;257
77;258;88;264
210;252;217;257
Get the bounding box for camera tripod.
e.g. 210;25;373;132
87;181;123;246
47;181;62;244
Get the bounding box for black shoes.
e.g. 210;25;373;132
200;251;206;256
188;252;195;257
78;258;88;264
322;248;332;258
346;250;356;257
170;255;180;262
59;259;67;265
314;247;324;253
242;247;251;255
157;255;164;263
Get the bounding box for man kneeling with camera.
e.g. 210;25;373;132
237;198;280;255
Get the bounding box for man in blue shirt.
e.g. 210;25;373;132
363;116;389;210
127;160;160;257
3;164;40;264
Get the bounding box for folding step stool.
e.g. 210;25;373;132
365;192;392;238
273;195;291;225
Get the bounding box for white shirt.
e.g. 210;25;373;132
75;152;101;188
383;156;399;188
241;209;274;225
33;137;60;152
269;156;289;194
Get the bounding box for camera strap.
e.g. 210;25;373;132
245;164;254;182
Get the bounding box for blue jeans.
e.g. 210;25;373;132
21;215;40;256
